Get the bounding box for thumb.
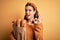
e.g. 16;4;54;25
20;19;26;27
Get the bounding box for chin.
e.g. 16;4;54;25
27;17;31;20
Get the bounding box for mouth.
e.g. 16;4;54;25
27;15;30;16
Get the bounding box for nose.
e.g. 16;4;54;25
26;11;29;15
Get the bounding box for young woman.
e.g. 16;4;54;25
10;2;43;40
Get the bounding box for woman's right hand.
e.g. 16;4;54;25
10;19;21;40
11;19;26;40
12;19;26;27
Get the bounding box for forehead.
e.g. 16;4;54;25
25;6;33;10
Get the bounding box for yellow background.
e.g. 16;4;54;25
0;0;60;40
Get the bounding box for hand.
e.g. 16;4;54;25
20;19;26;27
33;16;42;24
12;19;18;26
12;19;21;27
12;19;26;27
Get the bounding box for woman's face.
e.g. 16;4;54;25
25;6;35;20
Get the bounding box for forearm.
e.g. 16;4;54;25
34;23;43;40
10;32;16;40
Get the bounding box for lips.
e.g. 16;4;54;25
27;15;30;16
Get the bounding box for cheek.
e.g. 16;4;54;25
30;11;34;16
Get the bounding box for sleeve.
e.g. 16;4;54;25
34;23;43;40
10;19;26;40
10;19;21;40
10;32;16;40
10;22;18;40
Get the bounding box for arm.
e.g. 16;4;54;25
34;16;43;40
10;32;16;40
10;19;26;40
10;19;21;40
34;23;43;40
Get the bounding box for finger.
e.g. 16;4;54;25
20;19;26;27
17;19;21;27
12;19;17;24
12;19;18;26
34;18;38;21
38;16;42;23
34;18;38;24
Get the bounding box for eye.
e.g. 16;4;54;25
25;9;27;12
29;9;32;12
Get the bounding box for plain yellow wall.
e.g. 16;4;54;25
0;0;60;40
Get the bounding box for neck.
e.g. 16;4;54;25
28;17;34;23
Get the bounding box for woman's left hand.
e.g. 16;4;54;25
33;16;42;24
